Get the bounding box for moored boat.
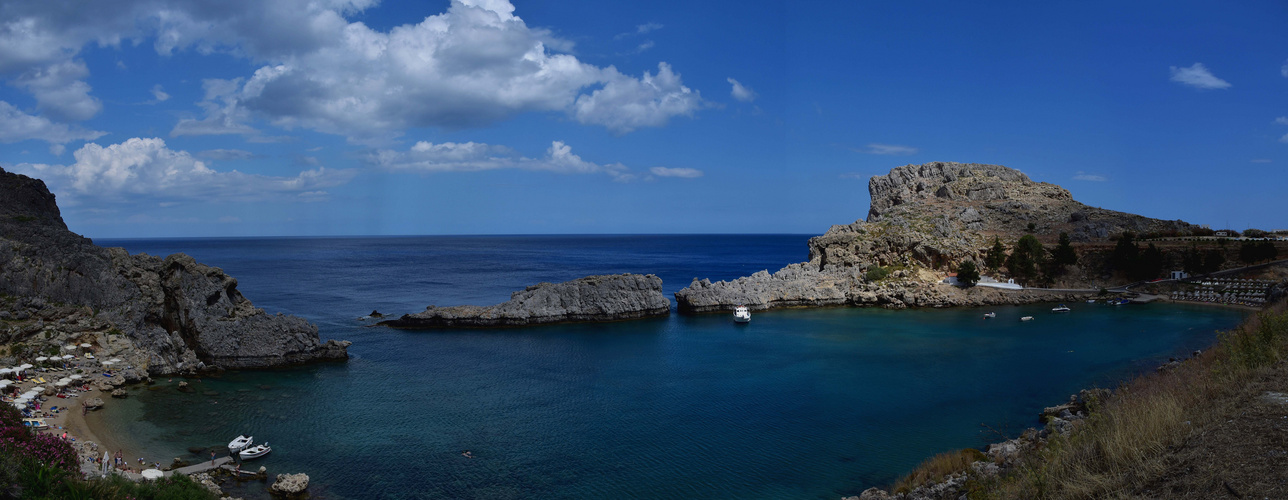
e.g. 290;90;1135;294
983;312;996;319
733;305;751;324
239;442;271;460
1052;304;1071;313
229;435;253;454
1020;316;1034;322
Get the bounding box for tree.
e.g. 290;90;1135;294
956;261;980;287
1109;232;1139;272
1240;240;1260;264
985;237;1007;271
1052;232;1078;267
1006;234;1046;283
1203;248;1225;273
1183;245;1204;274
1136;243;1165;280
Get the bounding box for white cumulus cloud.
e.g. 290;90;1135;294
150;84;170;103
0;101;105;144
9;137;354;205
4;0;703;144
727;78;757;102
1073;171;1107;182
1275;116;1288;125
1169;62;1231;90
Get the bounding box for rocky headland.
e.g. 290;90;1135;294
676;162;1204;313
0;166;349;376
380;273;670;328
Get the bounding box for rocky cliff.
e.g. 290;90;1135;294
0;166;348;375
676;161;1202;312
381;274;670;328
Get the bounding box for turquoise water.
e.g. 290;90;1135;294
92;236;1246;499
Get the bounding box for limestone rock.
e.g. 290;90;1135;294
270;473;309;495
675;162;1202;313
0;166;349;375
110;389;127;398
382;274;670;328
82;397;104;409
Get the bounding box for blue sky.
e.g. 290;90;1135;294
1;0;1285;238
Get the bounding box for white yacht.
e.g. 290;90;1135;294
983;312;996;319
733;305;751;323
1020;316;1035;322
1052;304;1071;313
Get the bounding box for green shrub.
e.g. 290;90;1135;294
865;266;890;282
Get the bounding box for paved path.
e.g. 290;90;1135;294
169;456;234;476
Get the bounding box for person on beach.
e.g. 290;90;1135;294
211;450;216;465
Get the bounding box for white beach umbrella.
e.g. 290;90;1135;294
0;368;10;375
141;469;164;479
19;364;32;370
12;403;25;410
79;343;92;348
107;358;122;363
56;380;70;387
35;357;48;362
101;360;116;366
65;344;77;350
102;452;110;475
69;374;83;380
0;380;11;387
61;355;74;360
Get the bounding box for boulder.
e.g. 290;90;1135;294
270;473;309;495
82;397;104;409
110;389;127;398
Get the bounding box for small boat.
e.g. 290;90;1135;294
983;312;996;319
1020;316;1035;322
228;435;253;454
1112;298;1130;306
1086;299;1097;304
1052;304;1071;313
239;443;271;460
733;305;751;324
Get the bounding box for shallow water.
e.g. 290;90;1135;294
93;236;1246;499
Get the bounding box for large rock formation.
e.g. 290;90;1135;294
676;162;1202;312
0;166;348;374
382;274;670;328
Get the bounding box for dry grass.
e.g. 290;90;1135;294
893;448;987;493
887;300;1288;499
982;300;1288;499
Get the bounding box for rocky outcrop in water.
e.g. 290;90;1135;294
382;274;670;328
676;162;1200;313
0;166;348;374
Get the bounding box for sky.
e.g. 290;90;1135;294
1;0;1286;238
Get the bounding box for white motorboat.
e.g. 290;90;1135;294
1086;299;1097;303
733;305;751;324
1052;304;1071;313
1020;316;1035;322
239;442;271;460
228;435;253;454
983;312;996;319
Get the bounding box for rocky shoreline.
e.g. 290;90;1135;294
381;273;670;328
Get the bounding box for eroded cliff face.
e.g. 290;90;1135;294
675;161;1203;312
0;167;348;375
383;274;671;327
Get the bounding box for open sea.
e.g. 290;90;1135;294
91;235;1245;499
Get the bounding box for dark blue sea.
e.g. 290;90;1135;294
90;235;1245;499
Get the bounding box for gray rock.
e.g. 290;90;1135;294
82;397;104;409
270;473;309;494
110;389;127;398
383;274;670;328
0;166;348;375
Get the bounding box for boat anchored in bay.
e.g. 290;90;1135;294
733;305;751;324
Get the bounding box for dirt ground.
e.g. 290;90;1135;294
1137;362;1288;499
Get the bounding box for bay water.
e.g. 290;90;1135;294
92;235;1245;499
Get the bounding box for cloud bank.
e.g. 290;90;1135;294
9;138;353;205
368;140;701;182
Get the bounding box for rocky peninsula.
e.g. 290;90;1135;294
381;273;671;328
676;162;1204;313
0;166;349;376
